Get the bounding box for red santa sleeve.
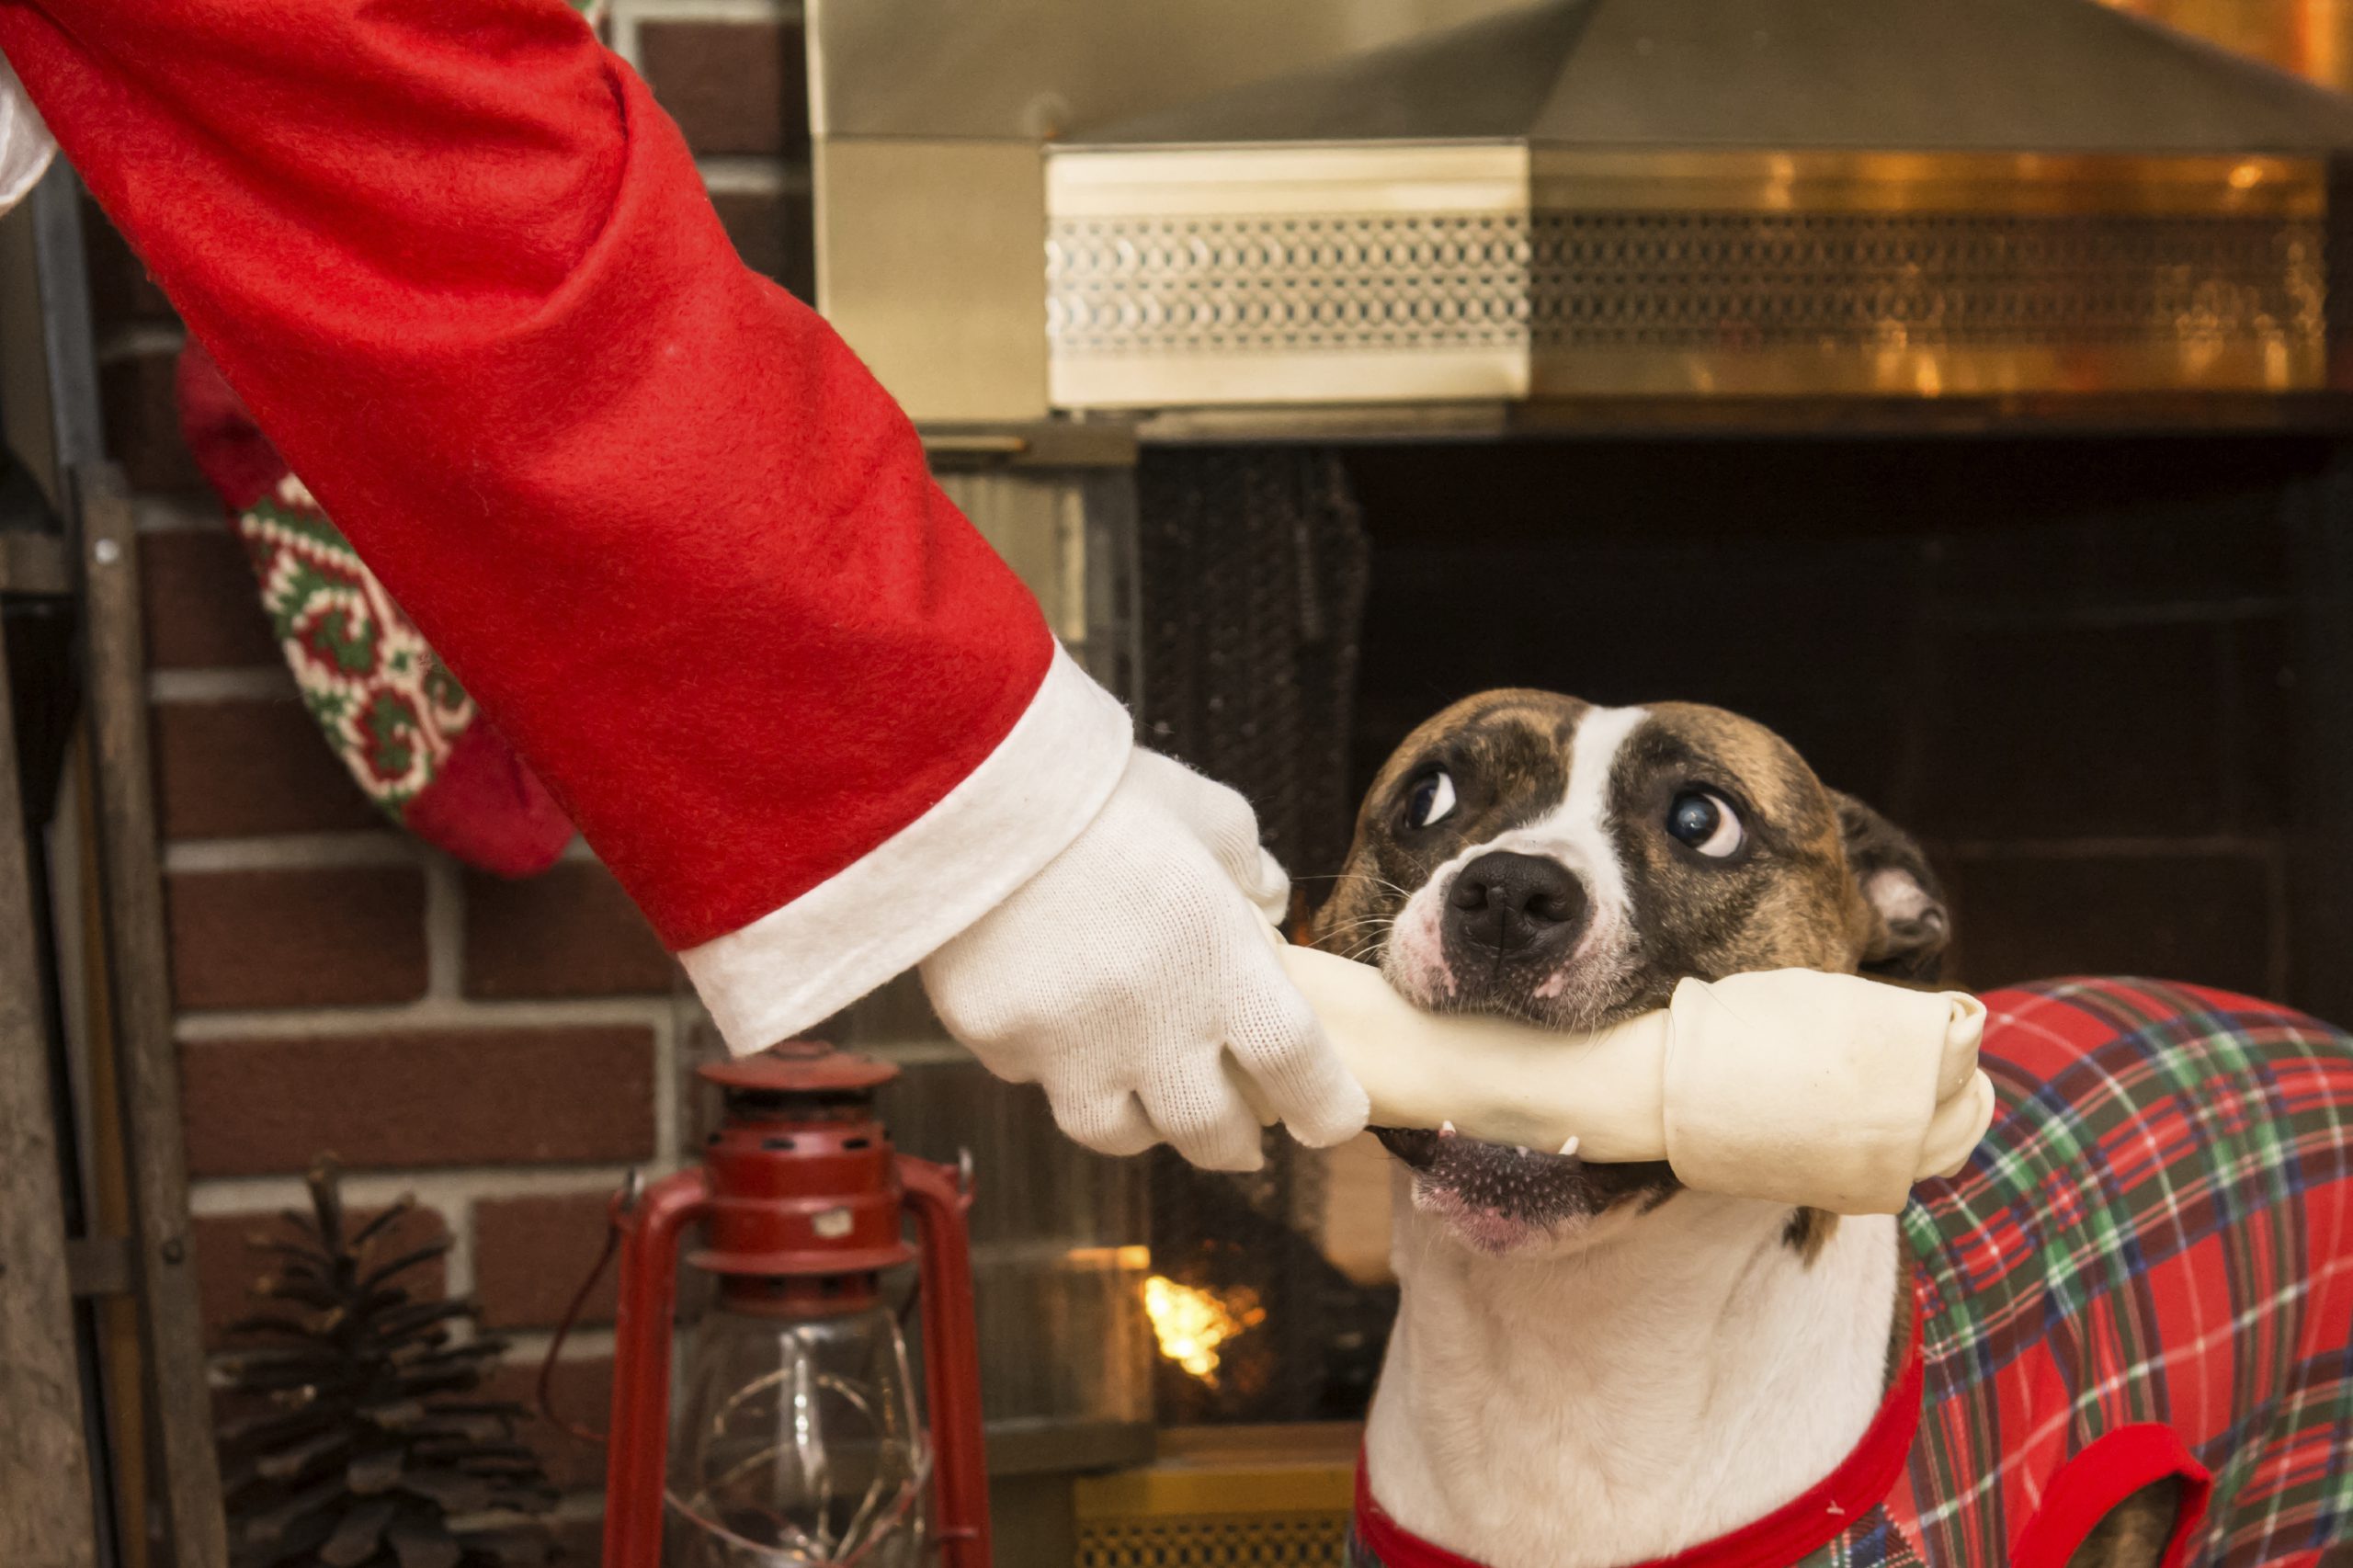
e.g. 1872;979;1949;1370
0;0;1133;1047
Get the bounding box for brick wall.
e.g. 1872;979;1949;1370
85;3;816;1559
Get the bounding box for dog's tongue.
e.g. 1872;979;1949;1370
1375;1124;1597;1221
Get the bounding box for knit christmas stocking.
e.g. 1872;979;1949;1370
175;341;575;876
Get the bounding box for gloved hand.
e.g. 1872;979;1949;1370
921;747;1369;1171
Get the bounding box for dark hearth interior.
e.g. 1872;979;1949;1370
1342;434;2340;1012
1129;428;2353;1427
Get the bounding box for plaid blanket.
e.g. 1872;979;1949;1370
1349;977;2353;1568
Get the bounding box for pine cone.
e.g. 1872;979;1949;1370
218;1161;559;1568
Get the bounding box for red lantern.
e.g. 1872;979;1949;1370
598;1042;991;1567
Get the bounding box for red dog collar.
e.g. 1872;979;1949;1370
1353;1275;1927;1568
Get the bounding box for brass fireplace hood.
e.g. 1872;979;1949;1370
1046;0;2353;417
809;0;2353;430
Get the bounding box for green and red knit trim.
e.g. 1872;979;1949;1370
239;473;476;811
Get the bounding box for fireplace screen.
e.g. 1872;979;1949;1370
1131;448;1399;1425
1102;423;2347;1433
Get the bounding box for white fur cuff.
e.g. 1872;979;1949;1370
680;645;1132;1052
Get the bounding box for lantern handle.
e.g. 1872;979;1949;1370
898;1155;992;1568
603;1165;715;1568
536;1170;639;1445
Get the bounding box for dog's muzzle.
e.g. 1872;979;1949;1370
1444;851;1588;963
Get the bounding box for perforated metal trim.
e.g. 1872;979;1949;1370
1528;210;2323;350
1048;214;1534;356
1046;205;2325;400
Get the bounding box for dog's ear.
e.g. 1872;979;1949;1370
1831;791;1950;984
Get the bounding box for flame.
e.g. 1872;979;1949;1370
1142;1275;1266;1386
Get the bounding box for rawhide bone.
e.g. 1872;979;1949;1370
1248;929;1994;1217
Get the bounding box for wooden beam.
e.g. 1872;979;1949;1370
0;544;99;1568
74;463;229;1568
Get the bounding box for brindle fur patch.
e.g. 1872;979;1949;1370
1313;689;1951;1256
1601;702;1867;1020
1313;689;1580;965
1782;1205;1838;1264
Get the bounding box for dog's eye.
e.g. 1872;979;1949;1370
1404;769;1458;829
1666;790;1744;858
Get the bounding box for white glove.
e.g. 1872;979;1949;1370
0;55;55;218
920;747;1369;1171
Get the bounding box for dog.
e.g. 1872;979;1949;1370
1311;689;2353;1568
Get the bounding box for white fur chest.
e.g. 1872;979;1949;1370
1363;1199;1901;1568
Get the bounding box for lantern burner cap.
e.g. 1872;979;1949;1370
701;1041;899;1096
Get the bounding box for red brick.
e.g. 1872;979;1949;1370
485;1358;613;1492
141;527;279;671
710;188;813;302
464;861;674;1001
84;195;174;326
180;1026;657;1176
194;1202;447;1351
153;699;383;840
101;349;201;494
166;866;427;1010
637;20;807;156
474;1190;621;1330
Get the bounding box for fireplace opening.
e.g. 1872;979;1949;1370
1131;425;2348;1426
1344;432;2333;1002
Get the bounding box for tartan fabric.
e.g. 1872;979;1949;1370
1883;977;2353;1568
1349;977;2353;1568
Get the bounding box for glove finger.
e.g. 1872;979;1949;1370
1225;971;1370;1150
1139;1062;1267;1172
1246;847;1293;926
1134;751;1290;917
1046;1085;1160;1159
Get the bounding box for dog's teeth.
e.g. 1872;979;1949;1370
1439;1120;1457;1138
1514;1145;1530;1157
1557;1136;1581;1158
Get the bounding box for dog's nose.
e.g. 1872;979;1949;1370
1446;852;1588;956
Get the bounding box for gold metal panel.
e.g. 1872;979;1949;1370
2097;0;2353;94
1046;142;2331;407
1130;393;2353;442
1075;1513;1348;1568
1528;149;2326;218
805;0;1529;424
1051;347;1529;411
1073;1460;1354;1518
1529;340;2323;399
1071;1426;1358;1566
1050;142;1530;218
1048;146;1536;409
813;138;1051;423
